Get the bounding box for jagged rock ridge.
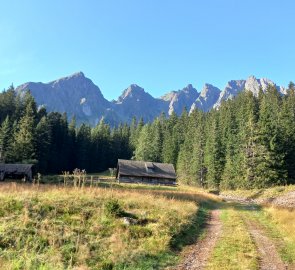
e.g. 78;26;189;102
15;72;287;126
162;84;199;115
190;84;221;113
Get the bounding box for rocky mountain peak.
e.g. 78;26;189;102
190;84;221;113
200;84;221;98
50;71;91;88
71;71;85;78
117;84;146;103
213;79;246;109
16;72;109;126
15;72;287;126
164;84;199;115
183;84;194;92
245;75;277;96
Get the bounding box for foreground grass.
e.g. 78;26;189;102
206;205;258;270
221;185;295;265
243;206;295;265
0;182;215;270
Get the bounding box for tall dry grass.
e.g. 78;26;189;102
264;207;295;263
0;182;209;269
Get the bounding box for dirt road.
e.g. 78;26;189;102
173;209;222;270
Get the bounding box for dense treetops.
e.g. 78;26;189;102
0;83;295;189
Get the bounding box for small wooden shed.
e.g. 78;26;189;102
116;159;176;185
0;163;34;181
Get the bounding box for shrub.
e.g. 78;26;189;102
104;198;123;217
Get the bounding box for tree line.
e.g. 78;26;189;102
134;83;295;189
0;83;295;189
0;86;132;174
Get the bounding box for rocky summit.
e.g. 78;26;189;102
16;72;287;126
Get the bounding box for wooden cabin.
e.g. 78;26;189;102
116;159;176;185
0;147;34;182
0;163;34;181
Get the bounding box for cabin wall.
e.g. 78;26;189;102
118;175;176;186
0;164;33;181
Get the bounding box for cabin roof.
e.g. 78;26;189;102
117;159;176;180
0;164;33;175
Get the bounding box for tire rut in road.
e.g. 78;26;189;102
172;209;222;270
245;219;288;270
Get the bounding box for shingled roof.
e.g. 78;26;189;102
0;163;34;181
117;159;176;180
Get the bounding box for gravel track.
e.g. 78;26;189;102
245;219;288;270
172;209;222;270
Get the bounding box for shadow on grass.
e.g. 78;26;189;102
218;200;262;212
180;200;263;252
170;201;214;251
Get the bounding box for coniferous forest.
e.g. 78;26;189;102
1;83;295;189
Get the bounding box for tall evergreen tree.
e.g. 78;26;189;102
13;93;37;163
0;116;12;162
36;116;51;173
204;114;223;188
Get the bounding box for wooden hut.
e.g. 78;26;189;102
116;159;176;185
0;163;34;181
0;146;34;181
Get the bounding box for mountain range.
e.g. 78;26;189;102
15;72;287;126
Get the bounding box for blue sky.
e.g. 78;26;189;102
1;0;294;100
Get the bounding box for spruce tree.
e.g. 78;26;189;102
13;93;37;163
36;116;51;173
76;124;91;170
280;83;295;182
257;86;287;186
204;114;223;189
0;116;12;162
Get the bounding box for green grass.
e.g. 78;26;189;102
242;206;295;264
220;184;295;266
208;201;295;269
0;182;215;269
206;204;258;270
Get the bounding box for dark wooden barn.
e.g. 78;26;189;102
0;163;34;181
116;159;177;185
0;147;34;182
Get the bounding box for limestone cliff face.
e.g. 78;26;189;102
16;72;112;126
190;84;221;113
114;84;167;123
161;84;199;115
214;76;286;109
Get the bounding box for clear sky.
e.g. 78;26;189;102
1;0;295;100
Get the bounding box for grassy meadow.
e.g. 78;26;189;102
248;206;295;264
0;179;294;270
0;182;216;270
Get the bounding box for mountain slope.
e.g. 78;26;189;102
16;72;112;126
161;84;199;115
214;76;287;108
114;84;167;123
190;84;221;113
15;72;287;126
